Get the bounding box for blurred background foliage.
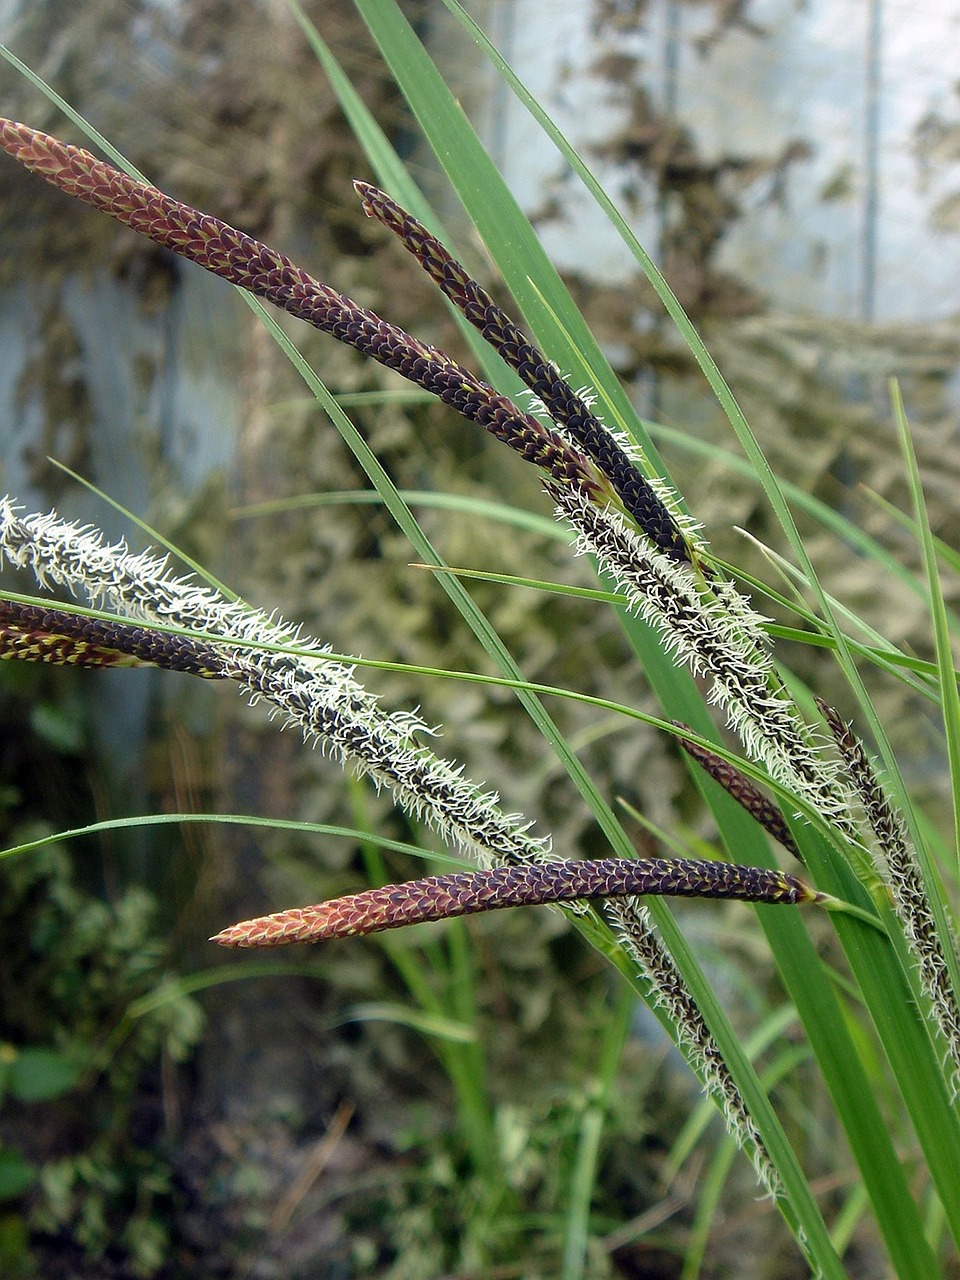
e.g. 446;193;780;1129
0;1;958;1276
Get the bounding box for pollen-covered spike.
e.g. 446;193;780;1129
212;855;818;947
551;482;849;829
604;896;782;1199
673;722;801;860
0;500;556;873
354;180;691;562
816;696;960;1081
816;697;896;853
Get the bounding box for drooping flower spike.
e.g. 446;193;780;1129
355;181;695;564
0;119;606;504
672;721;801;860
213;855;820;947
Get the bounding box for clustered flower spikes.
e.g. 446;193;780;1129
6;112;960;1221
0;117;877;1194
0;500;816;914
0;116;846;838
0;551;806;1194
0;120;604;504
8;113;925;1206
353;182;851;828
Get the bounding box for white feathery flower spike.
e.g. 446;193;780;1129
818;699;960;1088
606;897;782;1200
549;483;851;830
0;496;550;870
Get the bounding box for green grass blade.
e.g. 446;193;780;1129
861;484;960;586
229;487;566;541
0;812;465;870
343;1002;475;1043
561;983;634;1280
891;381;960;886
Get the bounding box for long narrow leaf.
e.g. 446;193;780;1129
891;382;960;886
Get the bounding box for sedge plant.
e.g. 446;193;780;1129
1;4;960;1276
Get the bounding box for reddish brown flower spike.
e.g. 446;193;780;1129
355;180;692;562
673;722;801;859
0;119;602;500
212;855;820;948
